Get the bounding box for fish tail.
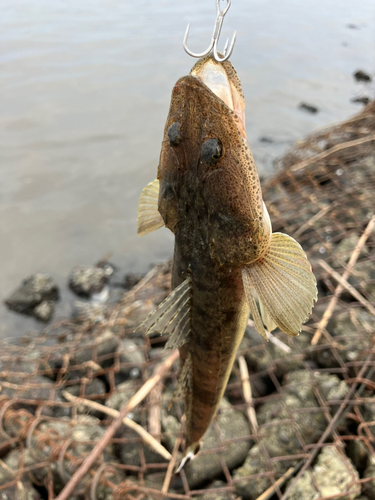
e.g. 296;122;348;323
175;441;202;474
242;232;317;338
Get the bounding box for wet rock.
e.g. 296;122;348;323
73;329;119;367
183;399;251;489
123;272;145;290
72;301;107;323
259;136;274;143
195;480;232;500
115;338;145;383
5;274;59;315
69;265;111;297
354;70;371;82
362;465;375;498
335;233;368;262
299;102;319;114
287;471;319;500
0;482;42;500
33;299;55;322
64;377;107;417
347;440;369;474
314;446;360;499
106;379;142;423
314;372;349;402
233;444;287;500
352;96;371;105
118;425;168;467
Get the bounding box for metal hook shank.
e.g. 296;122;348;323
183;0;236;62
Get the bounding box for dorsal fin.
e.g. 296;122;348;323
137;179;164;236
136;278;192;349
242;232;317;337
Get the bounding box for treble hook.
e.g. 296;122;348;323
183;0;237;63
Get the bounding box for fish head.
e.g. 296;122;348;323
158;56;271;266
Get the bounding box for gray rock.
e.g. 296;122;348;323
233;444;287;500
115;338;145;383
5;273;59;314
106;379;139;412
354;70;372;82
0;482;42;500
314;446;361;500
363;465;375;498
183;399;251;489
314;372;349;402
64;377;107;417
194;480;232;500
346;440;369;474
33;299;55;322
69;265;111;297
118;426;168;467
286;471;319;500
335;233;369;262
73;329;119;367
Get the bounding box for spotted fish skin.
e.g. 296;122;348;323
137;55;317;468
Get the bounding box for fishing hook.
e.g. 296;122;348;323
183;0;237;62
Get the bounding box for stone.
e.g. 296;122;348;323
354;70;372;82
69;265;111;297
194;480;232;500
73;329;119;367
0;482;42;500
5;273;59;314
123;272;145;290
64;377;107;417
286;471;319;500
299;102;319;113
183;399;251;490
115;338;145;383
335;233;368;262
362;465;375;498
346;440;369;474
33;299;55;322
313;446;361;500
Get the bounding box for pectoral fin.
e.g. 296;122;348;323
136;278;192;349
242;233;317;337
137;179;164;236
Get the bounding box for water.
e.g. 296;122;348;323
0;0;374;338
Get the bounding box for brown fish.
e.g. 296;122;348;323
137;55;317;469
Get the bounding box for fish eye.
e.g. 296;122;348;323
168;122;182;147
201;138;224;166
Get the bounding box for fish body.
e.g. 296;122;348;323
137;56;317;468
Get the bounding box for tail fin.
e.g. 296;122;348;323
175;441;202;474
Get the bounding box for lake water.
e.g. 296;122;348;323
0;0;374;338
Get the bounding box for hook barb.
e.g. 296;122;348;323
183;0;236;62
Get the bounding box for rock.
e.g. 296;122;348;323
233;444;287;500
363;465;375;498
286;471;319;500
0;482;42;500
259;136;274;143
194;480;232;500
72;301;107;323
5;274;59;315
73;329;119;367
346;440;369;474
313;446;361;499
63;377;107;417
106;379;142;422
118;425;168;467
314;372;349;402
115;338;145;383
33;299;55;322
69;265;111;297
335;233;368;262
123;272;145;290
354;70;372;82
183;399;251;489
352;97;371;105
299;102;319;114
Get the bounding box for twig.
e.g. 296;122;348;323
56;349;179;500
290;134;375;172
148;382;162;442
255;467;295;500
311;216;375;345
238;356;258;433
162;435;182;494
247;320;291;353
294;204;336;238
318;259;375;316
62;391;171;461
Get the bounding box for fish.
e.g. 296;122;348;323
137;55;317;470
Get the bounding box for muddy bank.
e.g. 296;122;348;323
0;101;375;499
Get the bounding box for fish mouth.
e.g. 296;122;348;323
191;58;246;137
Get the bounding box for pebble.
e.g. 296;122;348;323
69;265;112;297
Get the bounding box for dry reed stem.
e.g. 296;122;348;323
148;382;162;442
162;435;182;495
255;467;295;500
238;356;258;433
318;259;375;316
62;391;171;461
56;349;179;500
290;134;375;172
311;216;375;345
